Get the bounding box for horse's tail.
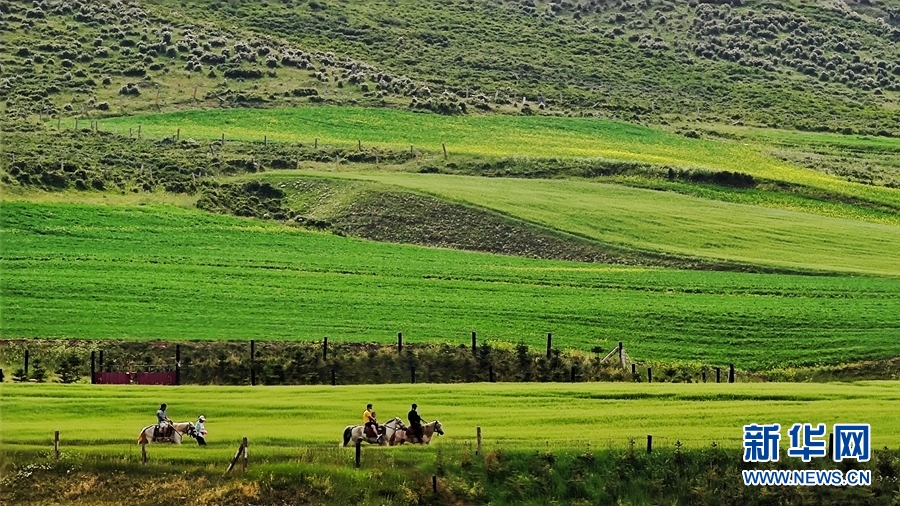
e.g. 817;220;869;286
138;429;148;445
342;426;353;447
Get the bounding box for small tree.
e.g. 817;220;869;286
56;353;83;383
12;368;27;382
31;359;47;382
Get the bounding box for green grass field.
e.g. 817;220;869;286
94;107;900;208
4;202;900;369
4;382;900;453
283;171;900;276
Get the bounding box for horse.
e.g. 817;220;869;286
397;420;445;445
137;421;195;445
342;417;407;446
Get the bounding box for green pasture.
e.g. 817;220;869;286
3;202;900;369
94;107;900;207
3;382;900;455
288;171;900;276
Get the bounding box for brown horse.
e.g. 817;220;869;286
397;420;445;445
137;421;195;445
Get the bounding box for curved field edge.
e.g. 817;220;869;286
205;176;816;274
293;171;900;277
3;202;900;369
94;107;900;207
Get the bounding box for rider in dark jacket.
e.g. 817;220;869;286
408;403;423;442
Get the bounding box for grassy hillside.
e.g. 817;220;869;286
4;202;900;369
4;0;900;134
283;171;900;276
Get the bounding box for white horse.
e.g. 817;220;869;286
342;417;407;446
396;420;445;445
137;421;195;445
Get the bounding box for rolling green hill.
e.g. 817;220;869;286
4;202;900;369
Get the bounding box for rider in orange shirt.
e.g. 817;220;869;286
363;403;382;442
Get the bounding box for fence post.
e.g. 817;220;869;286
716;367;721;383
54;431;60;461
315;138;318;149
442;143;447;159
631;363;636;378
432;475;437;493
90;351;96;384
647;435;653;453
647;367;652;383
141;442;148;465
546;333;552;359
355;439;361;468
323;337;328;361
411;366;416;384
471;331;476;356
221;132;225;143
264;135;268;147
570;365;576;382
176;128;180;141
397;332;402;355
729;364;735;383
250;340;256;386
702;371;707;383
358;139;362;150
476;426;482;456
618;341;624;367
25;349;29;377
241;437;248;472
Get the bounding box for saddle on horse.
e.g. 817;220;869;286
153;424;174;441
364;424;384;439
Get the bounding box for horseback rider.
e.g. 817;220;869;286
363;403;382;442
156;403;171;438
408;403;423;442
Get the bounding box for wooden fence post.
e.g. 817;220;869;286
323;337;328;361
716;367;721;383
25;349;29;377
631;363;636;378
355;439;361;468
471;332;477;356
242;437;248;472
176;128;180;141
315;138;318;149
476;426;482;456
264;135;268;147
546;333;552;359
618;341;624;367
442;143;447;159
358;139;362;150
250;340;256;386
397;332;403;355
90;351;96;384
647;367;652;383
729;364;735;383
54;431;60;461
225;440;244;474
221;132;225;143
647;435;653;453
